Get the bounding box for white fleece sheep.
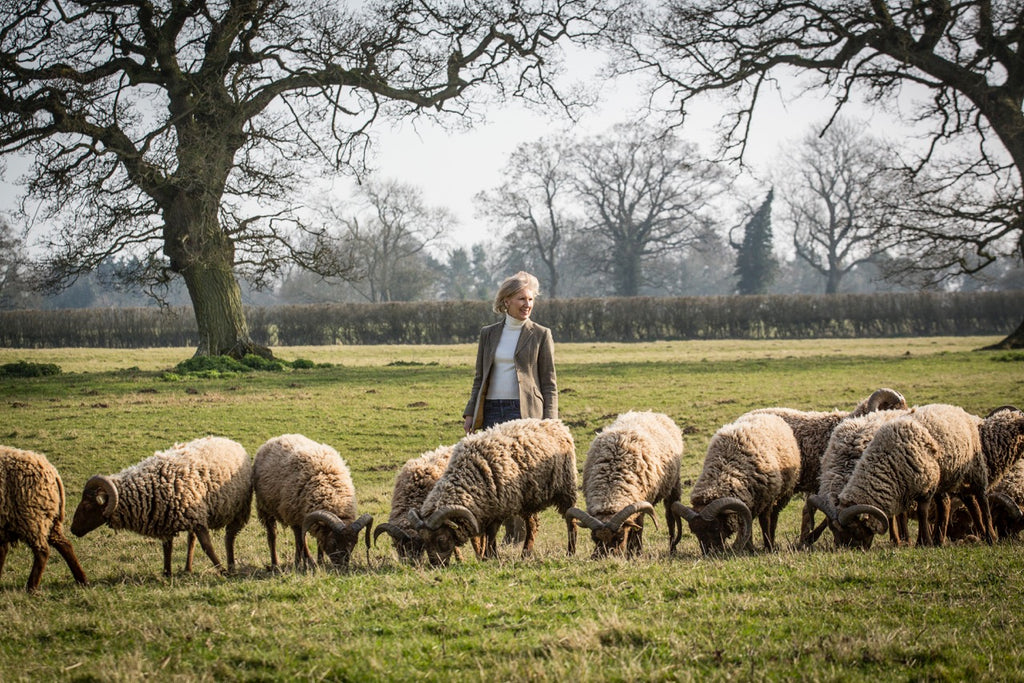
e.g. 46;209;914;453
253;434;372;570
833;403;1023;547
674;413;801;554
408;418;578;566
748;388;907;499
803;409;912;548
71;436;252;576
565;411;683;557
372;445;454;562
1;446;88;592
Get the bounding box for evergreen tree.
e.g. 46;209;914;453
731;190;778;295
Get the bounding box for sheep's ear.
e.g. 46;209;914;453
95;491;107;506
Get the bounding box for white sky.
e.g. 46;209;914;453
363;68;907;251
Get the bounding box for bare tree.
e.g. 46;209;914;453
476;136;577;297
0;0;598;356
613;1;1024;346
571;123;729;296
775;119;902;294
328;179;451;303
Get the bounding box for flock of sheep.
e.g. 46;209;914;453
2;389;1023;593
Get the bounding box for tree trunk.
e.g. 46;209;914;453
981;315;1024;350
164;193;271;359
180;259;269;358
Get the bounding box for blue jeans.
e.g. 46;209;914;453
482;399;521;429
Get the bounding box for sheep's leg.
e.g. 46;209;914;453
666;501;681;554
194;526;224;572
264;519;280;567
49;530;88;585
934;494;951;545
758;512;772;551
915;498;935;547
766;510;781;552
798;501;815;547
519;515;539;559
291;525;315;569
225;513;246;571
501;516;526;545
162;538;174;576
565;517;577;557
484;521;500;559
0;542;7;579
964;491;997;545
25;541;49;593
470;534;486;559
185;532;196;573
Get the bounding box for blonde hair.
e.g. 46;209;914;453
492;271;540;315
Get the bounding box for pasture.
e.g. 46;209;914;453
0;337;1022;681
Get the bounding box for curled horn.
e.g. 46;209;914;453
702;497;754;552
671;501;701;523
987;405;1022;418
865;388;907;413
565;507;606;531
85;475;119;518
988;492;1024;523
302;510;346;539
425;505;480;536
838;504;890;534
608;501;658;532
373;523;414;546
407;509;426;530
350;513;374;551
806;494;839;523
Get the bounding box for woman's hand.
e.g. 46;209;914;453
463;415;474;435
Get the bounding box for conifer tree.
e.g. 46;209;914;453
731;190;778;295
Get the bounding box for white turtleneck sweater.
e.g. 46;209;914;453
485;314;525;400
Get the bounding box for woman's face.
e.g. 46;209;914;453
505;288;535;321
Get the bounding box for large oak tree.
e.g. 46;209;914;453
0;0;595;356
613;0;1024;347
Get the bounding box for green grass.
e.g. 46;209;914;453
0;336;1021;681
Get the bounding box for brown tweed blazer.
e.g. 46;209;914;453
463;318;558;431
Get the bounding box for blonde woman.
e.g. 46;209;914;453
462;271;558;434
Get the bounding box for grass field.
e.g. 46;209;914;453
0;336;1022;681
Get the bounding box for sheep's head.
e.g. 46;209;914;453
565;502;656;557
805;494;867;548
71;475;119;537
673;498;752;555
836;504;888;549
853;388;908;416
373;521;424;562
407;506;480;567
302;511;373;568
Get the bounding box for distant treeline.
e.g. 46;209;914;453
1;291;1021;348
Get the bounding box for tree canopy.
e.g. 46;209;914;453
0;0;598;355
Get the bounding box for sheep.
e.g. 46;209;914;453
748;388;907;504
673;413;801;554
0;446;88;592
252;434;372;570
72;436;252;575
373;445;454;562
71;436;252;576
803;409;913;548
565;411;683;557
406;418;578;566
830;403;1024;548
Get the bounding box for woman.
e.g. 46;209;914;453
462;271;558;434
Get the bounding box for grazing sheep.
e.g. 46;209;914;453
253;434;372;570
565;411;683;557
803;409;912;548
749;388;907;501
71;436;252;576
407;418;578;566
673;413;801;554
0;446;88;592
373;445;454;562
943;406;1024;542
